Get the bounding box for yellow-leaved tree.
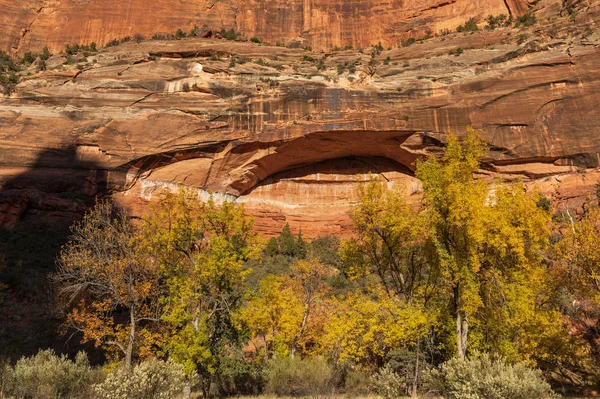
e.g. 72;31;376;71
138;189;262;396
553;205;600;373
321;285;432;366
341;175;440;395
237;274;304;359
237;257;335;359
415;129;558;362
54;200;163;368
345;128;567;368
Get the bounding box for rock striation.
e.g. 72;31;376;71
2;0;535;55
1;0;600;237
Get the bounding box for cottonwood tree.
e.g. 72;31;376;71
553;206;600;371
344;179;439;305
54;201;163;368
289;258;336;358
138;190;261;397
416;129;555;361
342;176;440;396
237;274;304;359
322;286;432;361
237;258;334;360
415;131;490;359
346;129;561;366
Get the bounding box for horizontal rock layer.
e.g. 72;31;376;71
2;0;534;54
1;0;600;237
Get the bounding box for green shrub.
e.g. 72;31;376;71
516;12;537;27
486;14;509;30
220;28;240;41
9;350;102;399
250;36;262;43
464;18;479;31
214;354;264;397
189;24;201;37
424;354;559;399
372;41;384;52
0;51;18;73
536;195;553;213
93;358;186;399
517;33;529;44
336;59;359;75
0;360;14;397
40;46;52;61
0;71;18;95
448;47;464;56
7;73;18;84
22;52;36;64
457;18;479;32
65;43;80;55
342;368;373;395
372;366;405;399
104;38;120;48
264;357;334;397
401;37;417;47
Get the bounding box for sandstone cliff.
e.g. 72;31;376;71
2;0;535;55
1;0;599;237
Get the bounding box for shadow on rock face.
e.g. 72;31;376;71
0;146;107;361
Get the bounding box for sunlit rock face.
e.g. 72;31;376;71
2;0;534;55
1;0;600;236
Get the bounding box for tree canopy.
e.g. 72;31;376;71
48;129;600;397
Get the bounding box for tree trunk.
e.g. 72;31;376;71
456;309;468;359
183;381;192;399
411;337;420;397
454;285;468;359
290;310;309;359
200;374;210;399
263;333;269;361
125;307;136;368
291;299;311;359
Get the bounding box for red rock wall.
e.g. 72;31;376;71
1;0;532;54
2;0;598;237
